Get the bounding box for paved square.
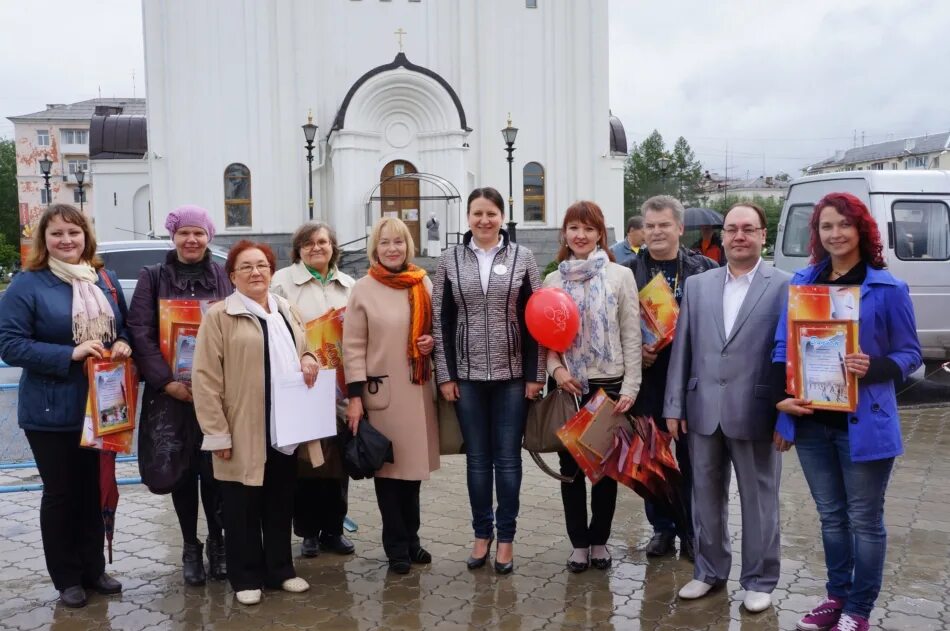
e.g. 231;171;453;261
0;405;947;630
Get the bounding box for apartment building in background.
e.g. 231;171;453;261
7;98;146;259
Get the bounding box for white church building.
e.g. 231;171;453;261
142;0;627;258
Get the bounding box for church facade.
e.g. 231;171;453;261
142;0;626;253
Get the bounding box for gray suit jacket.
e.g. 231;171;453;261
663;262;791;441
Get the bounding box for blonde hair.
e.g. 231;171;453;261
367;217;416;265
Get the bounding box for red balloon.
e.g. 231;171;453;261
525;287;580;353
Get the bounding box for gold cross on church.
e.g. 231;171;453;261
394;27;407;52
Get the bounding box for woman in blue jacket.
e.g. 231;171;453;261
0;204;132;609
772;193;921;631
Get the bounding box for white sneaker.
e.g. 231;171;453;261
678;579;713;599
235;589;261;605
281;577;310;593
743;590;772;612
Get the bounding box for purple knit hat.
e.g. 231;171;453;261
165;205;216;241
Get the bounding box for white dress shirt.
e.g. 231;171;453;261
468;236;504;294
722;258;762;337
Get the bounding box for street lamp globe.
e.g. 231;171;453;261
39;156;52;175
501;116;518;146
657;156;670;172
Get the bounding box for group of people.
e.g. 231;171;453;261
0;185;919;631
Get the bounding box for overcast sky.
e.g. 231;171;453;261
2;0;948;177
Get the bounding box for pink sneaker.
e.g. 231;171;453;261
830;613;869;631
796;596;845;630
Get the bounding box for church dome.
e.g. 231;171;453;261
609;113;628;156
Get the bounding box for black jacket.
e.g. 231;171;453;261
627;246;718;420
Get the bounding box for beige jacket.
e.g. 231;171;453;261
343;275;439;481
543;261;643;400
193;292;324;486
271;262;355;322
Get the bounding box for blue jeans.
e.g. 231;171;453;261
795;419;895;619
455;379;527;543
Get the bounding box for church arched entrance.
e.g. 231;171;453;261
380;160;420;254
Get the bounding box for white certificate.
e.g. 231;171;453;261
272;369;337;448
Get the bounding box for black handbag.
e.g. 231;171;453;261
340;418;394;480
137;386;199;494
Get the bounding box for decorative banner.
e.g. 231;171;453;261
159;299;217;387
786;285;860;412
19;202;34;266
304;307;347;399
638;273;678;351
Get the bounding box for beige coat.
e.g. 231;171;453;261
543;261;643;400
271;262;355;321
343;275;439;480
271;261;354;471
193;292;324;486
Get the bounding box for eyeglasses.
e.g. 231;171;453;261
722;226;763;237
302;241;331;251
234;263;271;275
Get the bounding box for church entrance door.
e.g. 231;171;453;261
380;160;421;255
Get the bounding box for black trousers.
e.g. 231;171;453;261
25;430;105;591
171;449;222;544
293;477;347;538
558;378;621;549
218;446;297;591
373;477;422;563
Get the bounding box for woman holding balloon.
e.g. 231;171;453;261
432;187;546;574
541;200;642;572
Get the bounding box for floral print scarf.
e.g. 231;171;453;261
558;249;613;394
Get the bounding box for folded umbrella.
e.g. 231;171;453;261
340;418;394;480
99;450;119;563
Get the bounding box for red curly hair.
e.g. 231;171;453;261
809;193;885;269
225;239;276;275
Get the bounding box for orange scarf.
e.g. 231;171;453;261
368;262;432;384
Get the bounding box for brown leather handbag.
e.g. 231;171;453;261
523;388;579;482
437;397;465;455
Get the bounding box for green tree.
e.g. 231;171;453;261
709;194;785;254
669;136;704;207
0;139;18;268
624;131;706;218
623;130;667;216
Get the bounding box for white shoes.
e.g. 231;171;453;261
235;589;261;605
281;577;310;593
678;579;714;599
743;590;772;612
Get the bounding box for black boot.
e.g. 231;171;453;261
182;541;206;586
206;536;227;580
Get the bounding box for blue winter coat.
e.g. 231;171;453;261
773;260;922;462
0;268;130;432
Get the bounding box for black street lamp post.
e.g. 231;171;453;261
657;156;670;193
75;167;86;212
39;155;53;206
302;111;318;220
501;115;518;242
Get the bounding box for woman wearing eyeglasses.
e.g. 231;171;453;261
192;240;323;606
272;222;356;559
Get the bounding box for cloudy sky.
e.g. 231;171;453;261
2;0;948;177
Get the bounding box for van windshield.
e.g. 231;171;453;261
893;200;950;261
782;204;812;257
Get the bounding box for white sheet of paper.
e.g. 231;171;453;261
272;369;337;448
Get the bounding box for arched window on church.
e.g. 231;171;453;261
224;163;252;228
523;162;545;222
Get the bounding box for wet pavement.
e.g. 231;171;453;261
0;405;948;630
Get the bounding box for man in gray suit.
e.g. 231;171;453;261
664;203;791;613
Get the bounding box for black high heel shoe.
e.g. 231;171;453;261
466;536;494;570
494;542;514;575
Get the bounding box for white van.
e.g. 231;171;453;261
775;170;950;367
